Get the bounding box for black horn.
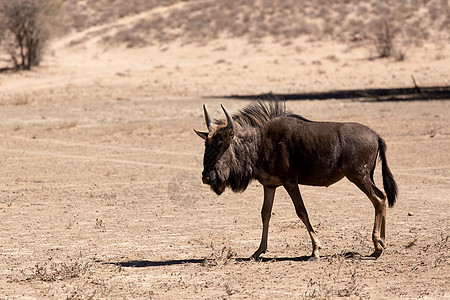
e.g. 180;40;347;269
203;105;213;131
221;104;234;129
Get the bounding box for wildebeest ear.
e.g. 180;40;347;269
193;129;208;140
225;126;234;141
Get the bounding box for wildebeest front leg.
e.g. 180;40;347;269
252;186;276;259
284;183;321;259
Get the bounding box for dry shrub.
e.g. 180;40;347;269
0;0;59;70
365;17;408;61
371;19;398;58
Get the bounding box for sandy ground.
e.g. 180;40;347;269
0;23;449;299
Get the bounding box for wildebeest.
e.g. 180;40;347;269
194;101;397;259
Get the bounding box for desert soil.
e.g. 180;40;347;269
0;11;449;300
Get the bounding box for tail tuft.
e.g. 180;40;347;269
378;138;398;207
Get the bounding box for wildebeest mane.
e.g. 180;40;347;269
236;101;286;127
286;113;314;123
218;101;312;128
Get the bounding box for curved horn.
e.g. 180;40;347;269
221;104;234;129
203;105;213;131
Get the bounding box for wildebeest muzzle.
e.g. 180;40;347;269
202;170;217;185
202;143;220;185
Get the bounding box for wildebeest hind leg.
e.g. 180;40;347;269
347;174;387;258
284;183;321;259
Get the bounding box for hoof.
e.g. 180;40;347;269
308;256;319;262
250;252;263;261
370;249;383;259
251;247;266;260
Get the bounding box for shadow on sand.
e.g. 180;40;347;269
219;85;450;102
108;252;376;268
108;256;310;268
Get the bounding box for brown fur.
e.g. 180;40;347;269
195;101;398;259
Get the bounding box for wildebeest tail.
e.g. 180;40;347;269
378;137;398;207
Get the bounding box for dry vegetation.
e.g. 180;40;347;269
1;0;449;69
60;0;180;31
62;0;450;50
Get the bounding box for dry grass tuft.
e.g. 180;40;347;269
202;245;237;268
0;93;33;106
422;233;449;268
22;260;92;282
405;238;418;249
302;257;364;299
44;121;77;131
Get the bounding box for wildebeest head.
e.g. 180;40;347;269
194;105;234;195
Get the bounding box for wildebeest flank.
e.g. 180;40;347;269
194;101;398;259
